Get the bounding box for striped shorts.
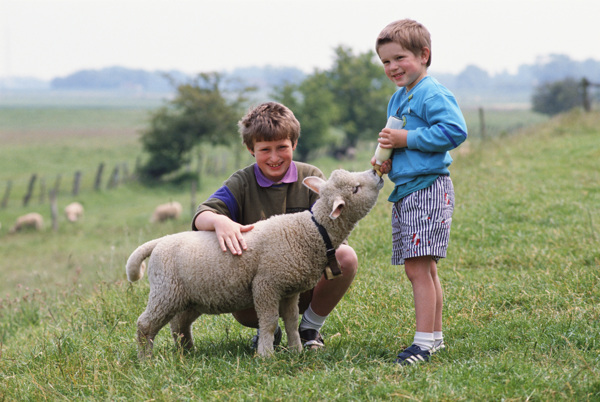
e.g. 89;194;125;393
391;175;455;265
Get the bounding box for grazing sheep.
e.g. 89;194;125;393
150;201;182;223
9;212;44;233
64;202;84;222
126;169;383;358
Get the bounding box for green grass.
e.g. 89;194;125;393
0;107;599;400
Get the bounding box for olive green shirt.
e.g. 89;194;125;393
192;162;325;228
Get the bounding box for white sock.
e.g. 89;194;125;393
434;331;444;347
299;304;327;332
413;332;435;351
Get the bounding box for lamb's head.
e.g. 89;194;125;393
303;169;383;230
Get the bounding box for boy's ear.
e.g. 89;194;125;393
292;140;298;151
247;145;255;157
421;47;430;64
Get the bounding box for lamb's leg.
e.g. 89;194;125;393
253;290;280;357
136;286;183;359
169;309;202;351
136;309;175;360
280;294;302;352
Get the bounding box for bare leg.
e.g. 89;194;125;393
430;261;443;332
404;256;437;333
309;244;357;316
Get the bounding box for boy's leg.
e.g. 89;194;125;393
309;244;357;316
404;256;437;334
395;256;438;365
299;244;357;348
430;260;443;333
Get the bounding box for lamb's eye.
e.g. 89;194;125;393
352;185;360;194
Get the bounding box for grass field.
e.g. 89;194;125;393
0;104;598;400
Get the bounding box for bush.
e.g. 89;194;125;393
532;78;582;115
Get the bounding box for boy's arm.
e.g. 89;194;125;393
407;94;468;152
194;211;254;255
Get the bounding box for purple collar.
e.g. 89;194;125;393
254;161;298;187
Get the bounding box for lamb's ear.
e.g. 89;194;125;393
330;197;345;219
303;176;326;194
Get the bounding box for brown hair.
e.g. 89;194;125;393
376;19;432;67
238;102;300;150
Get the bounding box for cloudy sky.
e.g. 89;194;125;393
1;0;598;80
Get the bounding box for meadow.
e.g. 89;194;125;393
0;101;598;400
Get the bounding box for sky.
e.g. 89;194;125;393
1;0;598;80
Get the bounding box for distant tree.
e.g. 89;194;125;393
325;46;394;153
273;71;340;161
455;65;491;90
531;78;582;116
139;72;253;180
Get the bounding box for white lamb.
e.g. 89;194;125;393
126;169;383;358
64;202;84;222
150;201;182;223
9;212;44;233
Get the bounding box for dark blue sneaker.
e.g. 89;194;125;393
299;328;325;350
250;326;282;350
394;344;431;365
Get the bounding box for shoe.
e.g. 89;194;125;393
250;326;282;350
431;341;446;354
299;328;325;350
394;344;431;365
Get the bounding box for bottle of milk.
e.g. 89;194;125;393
373;115;403;176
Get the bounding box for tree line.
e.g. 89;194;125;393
138;49;600;181
138;46;395;180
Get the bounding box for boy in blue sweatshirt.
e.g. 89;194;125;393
372;19;468;365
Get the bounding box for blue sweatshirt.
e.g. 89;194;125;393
386;76;467;199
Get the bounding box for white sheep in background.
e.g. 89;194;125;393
126;169;383;359
9;212;44;233
150;201;182;223
64;202;84;222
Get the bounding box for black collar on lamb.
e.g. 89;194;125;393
310;212;342;280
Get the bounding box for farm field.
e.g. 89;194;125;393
0;102;598;400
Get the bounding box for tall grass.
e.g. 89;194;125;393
0;109;599;400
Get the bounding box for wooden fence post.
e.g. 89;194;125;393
49;189;58;232
94;163;105;191
582;78;591;112
52;174;62;199
1;180;12;209
478;107;486;140
23;174;37;207
72;171;82;196
107;165;120;189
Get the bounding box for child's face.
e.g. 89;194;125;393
249;138;296;183
378;42;429;91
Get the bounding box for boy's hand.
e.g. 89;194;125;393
213;217;254;255
195;211;254;255
379;127;408;149
370;156;392;175
379;158;392;174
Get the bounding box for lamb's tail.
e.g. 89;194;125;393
125;238;162;282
